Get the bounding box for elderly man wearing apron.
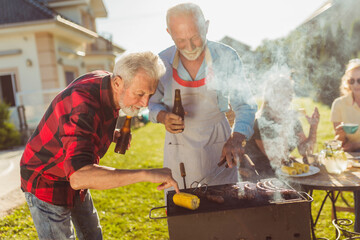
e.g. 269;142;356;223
149;3;257;193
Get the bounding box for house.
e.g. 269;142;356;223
0;0;125;132
290;0;360;105
297;0;360;53
300;0;360;33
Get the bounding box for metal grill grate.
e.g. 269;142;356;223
166;178;309;217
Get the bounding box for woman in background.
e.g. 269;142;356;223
245;74;319;178
331;58;360;151
330;58;360;232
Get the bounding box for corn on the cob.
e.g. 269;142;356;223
281;165;297;175
292;162;309;173
291;163;303;174
173;192;200;210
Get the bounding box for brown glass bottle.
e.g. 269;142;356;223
172;89;185;131
114;116;131;154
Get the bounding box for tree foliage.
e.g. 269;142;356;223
252;19;360;106
0;101;20;149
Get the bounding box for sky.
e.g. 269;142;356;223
96;0;327;54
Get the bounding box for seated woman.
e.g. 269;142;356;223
330;58;360;233
245;74;319;178
331;58;360;151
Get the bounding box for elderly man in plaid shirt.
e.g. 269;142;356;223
20;51;179;240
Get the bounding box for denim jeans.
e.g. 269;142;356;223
25;191;102;240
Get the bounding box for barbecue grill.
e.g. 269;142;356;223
150;178;313;240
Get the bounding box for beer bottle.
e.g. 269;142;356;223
172;89;185;131
114;116;132;154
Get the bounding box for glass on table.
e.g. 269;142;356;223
306;152;318;166
321;150;347;174
325;140;342;151
305;146;320;166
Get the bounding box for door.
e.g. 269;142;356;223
0;73;17;106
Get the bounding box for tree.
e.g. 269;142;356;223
0;101;21;149
350;20;360;57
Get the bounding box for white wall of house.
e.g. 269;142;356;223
0;33;42;98
0;33;45;129
84;54;114;72
0;0;118;132
55;6;84;25
55;37;86;88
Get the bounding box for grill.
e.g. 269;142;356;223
150;178;312;240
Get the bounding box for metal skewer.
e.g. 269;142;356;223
242;154;261;181
180;162;186;189
191;158;230;193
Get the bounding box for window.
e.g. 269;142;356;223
65;71;76;85
0;74;16;106
63;65;78;86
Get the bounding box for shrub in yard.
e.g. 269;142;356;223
0;101;20;149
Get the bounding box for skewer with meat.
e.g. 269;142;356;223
256;181;277;197
243;182;257;199
262;179;299;199
206;194;225;204
193;188;225;204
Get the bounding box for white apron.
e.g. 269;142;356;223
164;48;238;192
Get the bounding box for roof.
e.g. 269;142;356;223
301;0;333;25
0;0;121;51
35;0;62;2
0;0;58;25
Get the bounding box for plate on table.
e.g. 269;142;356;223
278;166;320;177
351;160;360;168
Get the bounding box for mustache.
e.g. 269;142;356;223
182;47;202;54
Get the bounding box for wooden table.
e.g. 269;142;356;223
286;152;360;239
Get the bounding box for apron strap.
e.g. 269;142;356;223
172;46;214;83
173;69;206;88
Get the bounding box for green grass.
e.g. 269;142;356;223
0;97;357;239
0;123;169;240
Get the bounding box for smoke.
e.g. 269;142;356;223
204;0;360;179
205;47;258;111
257;69;302;170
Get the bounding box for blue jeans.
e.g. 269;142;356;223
25;191;102;240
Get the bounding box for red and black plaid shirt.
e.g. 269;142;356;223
20;71;119;207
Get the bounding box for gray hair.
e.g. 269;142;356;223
113;51;165;87
166;3;206;34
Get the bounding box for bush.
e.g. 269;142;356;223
0;101;20;149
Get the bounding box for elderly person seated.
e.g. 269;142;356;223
331;58;360;151
245;74;320;178
330;58;360;232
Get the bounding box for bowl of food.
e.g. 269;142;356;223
342;123;359;134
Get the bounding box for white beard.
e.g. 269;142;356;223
118;93;140;117
179;41;206;61
119;105;139;117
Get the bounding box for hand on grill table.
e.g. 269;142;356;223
220;132;246;168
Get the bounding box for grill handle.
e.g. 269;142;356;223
149;206;168;220
298;191;314;203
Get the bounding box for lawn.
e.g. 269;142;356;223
0;97;357;239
